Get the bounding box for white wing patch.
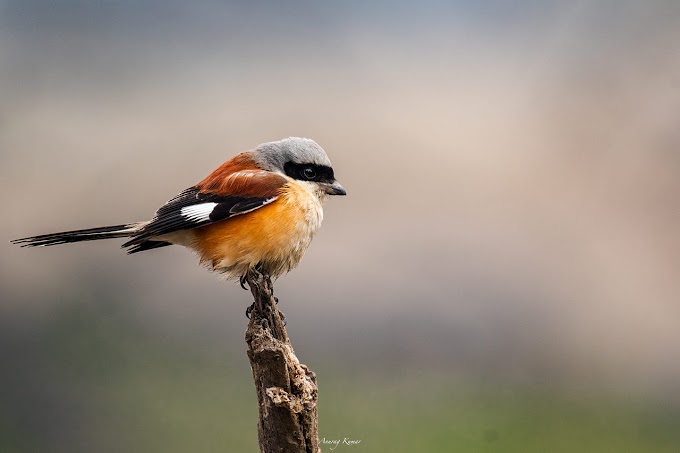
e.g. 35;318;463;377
180;203;218;222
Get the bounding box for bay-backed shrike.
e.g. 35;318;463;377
12;137;346;282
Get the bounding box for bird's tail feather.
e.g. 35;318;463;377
11;224;140;248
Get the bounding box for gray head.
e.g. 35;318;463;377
253;137;346;196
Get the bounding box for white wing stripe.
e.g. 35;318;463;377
180;203;218;222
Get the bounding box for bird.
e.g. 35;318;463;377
11;137;346;283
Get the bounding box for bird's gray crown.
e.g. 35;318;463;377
253;137;332;172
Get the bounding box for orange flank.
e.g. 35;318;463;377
192;180;323;278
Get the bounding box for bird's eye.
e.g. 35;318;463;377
302;167;316;180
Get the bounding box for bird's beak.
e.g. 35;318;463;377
322;180;347;196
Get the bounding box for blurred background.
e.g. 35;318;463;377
2;1;680;451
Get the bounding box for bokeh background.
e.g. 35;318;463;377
2;1;680;451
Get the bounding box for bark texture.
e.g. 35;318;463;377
245;269;320;453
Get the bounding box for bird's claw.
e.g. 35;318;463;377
240;275;249;290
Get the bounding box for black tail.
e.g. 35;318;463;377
11;224;138;248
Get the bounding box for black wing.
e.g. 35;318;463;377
122;187;276;252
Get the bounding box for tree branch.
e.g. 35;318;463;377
245;269;320;453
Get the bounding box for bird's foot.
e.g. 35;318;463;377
240;274;249;290
246;302;255;319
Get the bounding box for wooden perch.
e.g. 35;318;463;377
245;268;320;453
